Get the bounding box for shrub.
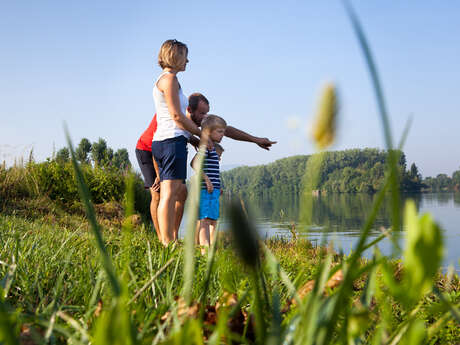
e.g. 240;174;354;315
0;161;150;219
0;164;35;203
28;160;78;203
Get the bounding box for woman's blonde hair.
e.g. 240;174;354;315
158;39;188;70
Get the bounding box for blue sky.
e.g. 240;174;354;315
1;1;459;177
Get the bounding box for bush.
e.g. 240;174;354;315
85;164;125;203
0;164;35;202
132;173;151;221
0;160;150;219
28;160;79;203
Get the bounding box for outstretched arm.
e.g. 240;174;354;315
224;125;277;150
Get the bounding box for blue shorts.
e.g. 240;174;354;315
152;136;188;181
135;149;156;189
199;189;220;220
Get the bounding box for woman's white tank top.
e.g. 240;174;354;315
152;71;190;141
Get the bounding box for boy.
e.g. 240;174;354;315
191;115;226;247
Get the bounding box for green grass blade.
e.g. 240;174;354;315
0;298;19;345
128;257;174;305
198;221;219;306
182;144;206;304
342;0;401;237
65;126;121;297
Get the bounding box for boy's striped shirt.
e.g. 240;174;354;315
202;148;220;189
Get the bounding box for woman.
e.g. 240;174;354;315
152;39;202;245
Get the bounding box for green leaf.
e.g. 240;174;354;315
92;301;138;345
0;296;19;345
403;200;443;304
399;319;426;345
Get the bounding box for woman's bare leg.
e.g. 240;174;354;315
157;179;182;245
173;183;187;240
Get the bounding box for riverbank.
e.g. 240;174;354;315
1;207;459;344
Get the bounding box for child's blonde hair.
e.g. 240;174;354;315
158;39;188;70
201;114;227;133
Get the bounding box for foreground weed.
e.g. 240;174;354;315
67;128;138;344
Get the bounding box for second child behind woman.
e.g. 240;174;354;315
191;115;227;248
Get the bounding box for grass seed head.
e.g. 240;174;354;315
311;83;338;150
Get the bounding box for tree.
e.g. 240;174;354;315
436;174;451;191
106;148;114;165
409;163;422;181
113;148;131;170
402;163;423;192
222;149;411;197
91;138;109;167
75;138;92;164
55;147;70;163
452;169;460;191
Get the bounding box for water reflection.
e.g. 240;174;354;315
422;192;460;206
218;192;459;269
228;193;426;235
435;192;451;205
454;193;460;206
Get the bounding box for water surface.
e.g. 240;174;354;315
181;192;460;270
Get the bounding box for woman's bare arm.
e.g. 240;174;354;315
160;74;201;137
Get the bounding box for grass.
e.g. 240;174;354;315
0;213;458;344
0;214;303;341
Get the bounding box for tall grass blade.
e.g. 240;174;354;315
262;243;300;304
199;221;219;305
228;200;266;343
182;143;206;304
84;270;104;322
65;126;121;297
0;297;19;345
128;257;174;305
57;311;90;343
342;0;401;237
0;262;16;299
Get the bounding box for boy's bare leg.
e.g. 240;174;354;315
198;218;211;247
157;180;183;245
209;220;217;245
195;220;201;244
150;188;161;241
173;183;188;240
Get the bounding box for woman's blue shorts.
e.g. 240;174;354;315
152;135;188;181
199;189;220;220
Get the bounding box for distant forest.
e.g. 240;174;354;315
221;148;460;198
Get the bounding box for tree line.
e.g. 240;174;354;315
423;172;460;192
221;148;460;198
54;138;131;170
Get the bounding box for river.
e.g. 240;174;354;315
180;192;460;271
